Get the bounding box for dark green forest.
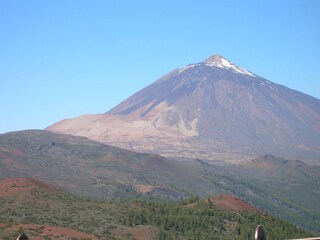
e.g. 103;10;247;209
121;198;312;240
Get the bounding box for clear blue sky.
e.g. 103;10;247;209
1;0;319;133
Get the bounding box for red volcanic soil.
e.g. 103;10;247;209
0;178;60;199
0;220;158;240
211;194;262;213
0;223;99;240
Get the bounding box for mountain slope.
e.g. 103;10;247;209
0;130;191;200
0;178;313;240
1;130;319;232
48;54;320;162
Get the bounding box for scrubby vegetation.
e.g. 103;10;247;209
0;182;313;240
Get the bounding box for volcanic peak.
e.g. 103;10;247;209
203;54;256;77
204;54;225;64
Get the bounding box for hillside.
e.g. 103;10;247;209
0;178;157;240
0;178;61;199
210;194;263;213
232;156;320;232
48;54;320;163
0;130;319;233
242;155;320;181
0;178;313;240
0;130;189;200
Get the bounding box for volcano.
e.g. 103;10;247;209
47;55;320;163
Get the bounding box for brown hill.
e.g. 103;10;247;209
211;194;262;213
0;223;99;240
0;178;60;199
47;54;320;163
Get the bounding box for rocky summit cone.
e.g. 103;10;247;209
48;54;320;163
203;54;255;76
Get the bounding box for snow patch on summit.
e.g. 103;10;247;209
204;55;256;77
